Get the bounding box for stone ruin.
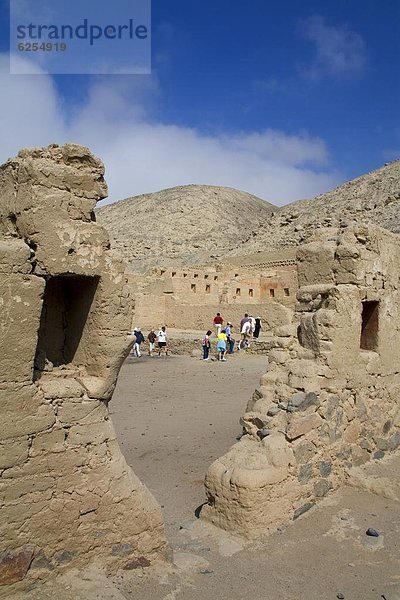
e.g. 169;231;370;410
0;144;167;590
2;143;399;591
203;223;400;536
127;251;297;333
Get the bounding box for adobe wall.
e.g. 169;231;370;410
0;145;167;592
129;257;298;332
202;224;400;536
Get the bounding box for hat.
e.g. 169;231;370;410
227;322;233;326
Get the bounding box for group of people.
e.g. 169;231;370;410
131;313;261;361
202;312;262;361
131;326;168;357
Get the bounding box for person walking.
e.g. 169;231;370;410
254;317;262;339
157;326;169;356
147;329;157;356
202;330;212;360
249;315;256;339
239;319;251;350
225;322;235;354
132;327;144;357
240;313;251;331
217;330;227;361
213;312;224;336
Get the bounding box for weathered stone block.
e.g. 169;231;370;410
313;479;331;497
293;502;314;520
318;461;332;477
298;463;312;483
30;427;66;456
262;432;294;469
287;391;319;413
390;431;400;450
344;421;361;443
39;379;85;399
268;349;289;364
293;440;316;464
376;437;389;451
297;313;320;354
286;413;323;441
57;399;105;425
350;446;370;467
373;450;385;460
0;439;29;470
318;394;339;420
382;419;392;435
1;475;55;503
66;421;116;447
0;547;34;586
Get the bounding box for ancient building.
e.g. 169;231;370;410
0;145;167;591
128;249;297;331
203;224;400;536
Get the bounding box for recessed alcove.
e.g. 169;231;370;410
360;300;379;351
34;274;99;376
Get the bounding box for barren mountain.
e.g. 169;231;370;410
96;184;276;273
228;160;400;257
97;161;400;272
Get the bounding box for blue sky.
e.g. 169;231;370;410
0;0;399;205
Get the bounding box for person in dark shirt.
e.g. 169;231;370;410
213;312;224;336
147;329;157;356
132;327;144;357
254;317;262;339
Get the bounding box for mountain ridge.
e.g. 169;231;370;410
96;161;400;272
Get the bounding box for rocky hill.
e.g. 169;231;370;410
228;160;400;257
96;184;276;272
97;161;400;271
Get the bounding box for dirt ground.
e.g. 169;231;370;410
10;350;400;600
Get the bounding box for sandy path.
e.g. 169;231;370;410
110;352;266;540
108;353;400;600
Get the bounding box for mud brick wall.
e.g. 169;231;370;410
0;145;167;592
203;224;400;536
128;259;297;332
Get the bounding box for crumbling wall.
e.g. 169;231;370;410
203;224;400;536
128;257;297;331
134;294;292;332
0;145;167;591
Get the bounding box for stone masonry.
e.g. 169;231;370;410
202;223;400;536
0;145;167;592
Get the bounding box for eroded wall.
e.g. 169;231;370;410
0;145;167;591
203;224;400;536
128;255;298;331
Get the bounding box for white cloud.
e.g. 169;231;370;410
299;15;366;79
0;53;341;206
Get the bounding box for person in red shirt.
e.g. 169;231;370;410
213;312;224;336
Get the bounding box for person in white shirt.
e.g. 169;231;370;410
239;320;251;349
157;326;169;356
249;315;256;340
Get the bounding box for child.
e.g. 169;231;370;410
202;330;212;360
217;330;227;361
